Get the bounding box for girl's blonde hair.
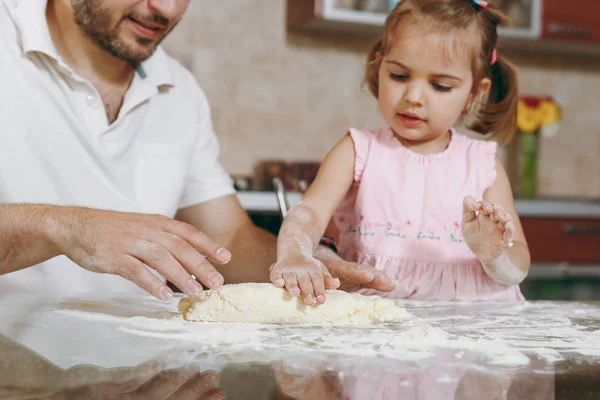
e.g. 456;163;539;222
365;0;518;144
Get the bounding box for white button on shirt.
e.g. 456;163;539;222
0;0;236;293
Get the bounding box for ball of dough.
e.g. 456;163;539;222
178;283;409;324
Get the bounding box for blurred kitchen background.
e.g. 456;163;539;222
162;0;600;300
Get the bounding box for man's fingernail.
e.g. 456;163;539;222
159;286;174;300
209;273;224;288
316;295;325;303
217;248;231;262
187;279;203;296
305;295;315;305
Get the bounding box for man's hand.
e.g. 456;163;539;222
0;335;224;400
53;365;224;400
314;246;397;293
49;207;232;299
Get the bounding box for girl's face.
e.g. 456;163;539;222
378;28;487;143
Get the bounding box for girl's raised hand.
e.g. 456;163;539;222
461;195;515;266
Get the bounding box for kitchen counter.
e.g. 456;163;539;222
0;293;598;399
237;192;600;218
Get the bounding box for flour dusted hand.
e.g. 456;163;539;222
178;283;409;324
461;196;515;266
269;254;337;306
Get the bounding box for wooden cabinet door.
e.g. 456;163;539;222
542;0;600;43
521;217;600;263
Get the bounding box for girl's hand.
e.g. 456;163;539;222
461;195;515;266
269;255;336;306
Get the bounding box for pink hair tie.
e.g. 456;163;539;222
472;0;488;8
490;48;497;65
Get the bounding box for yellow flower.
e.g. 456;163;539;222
517;104;540;133
537;100;561;125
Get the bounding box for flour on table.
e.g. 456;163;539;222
178;283;410;324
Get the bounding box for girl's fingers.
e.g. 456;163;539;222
308;271;327;305
490;211;500;223
462;196;479;223
269;265;285;287
297;272;316;306
503;222;515;245
283;271;300;297
480;201;493;216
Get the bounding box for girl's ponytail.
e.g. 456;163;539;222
470;55;519;144
364;38;384;98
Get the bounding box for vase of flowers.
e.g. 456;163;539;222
514;96;562;198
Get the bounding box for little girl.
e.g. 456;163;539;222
271;0;531;304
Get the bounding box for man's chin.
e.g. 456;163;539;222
112;33;161;63
117;43;158;64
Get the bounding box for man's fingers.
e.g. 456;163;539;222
337;263;375;283
324;277;341;290
155;231;224;290
368;273;397;292
130;240;203;297
129;367;199;399
462;196;479;223
199;389;227;400
120;256;172;300
162;219;231;265
167;371;222;400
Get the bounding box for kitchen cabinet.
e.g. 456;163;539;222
521;217;600;263
542;0;600;44
287;0;600;57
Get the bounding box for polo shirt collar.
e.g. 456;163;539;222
7;0;174;88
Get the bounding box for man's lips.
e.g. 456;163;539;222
128;16;165;31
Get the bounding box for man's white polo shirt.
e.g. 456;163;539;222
0;0;236;293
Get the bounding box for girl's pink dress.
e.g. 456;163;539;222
333;127;524;301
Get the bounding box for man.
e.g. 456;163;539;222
0;0;395;300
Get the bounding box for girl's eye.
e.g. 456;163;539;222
390;73;409;81
432;83;452;92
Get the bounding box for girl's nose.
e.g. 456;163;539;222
404;82;424;106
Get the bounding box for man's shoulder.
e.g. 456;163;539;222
0;0;19;46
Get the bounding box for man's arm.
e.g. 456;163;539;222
175;194;274;284
0;204;62;275
1;204;232;299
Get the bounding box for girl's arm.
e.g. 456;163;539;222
270;136;356;305
462;157;531;285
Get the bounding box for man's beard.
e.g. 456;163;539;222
71;0;170;65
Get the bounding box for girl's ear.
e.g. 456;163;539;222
463;78;492;114
478;77;492;96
